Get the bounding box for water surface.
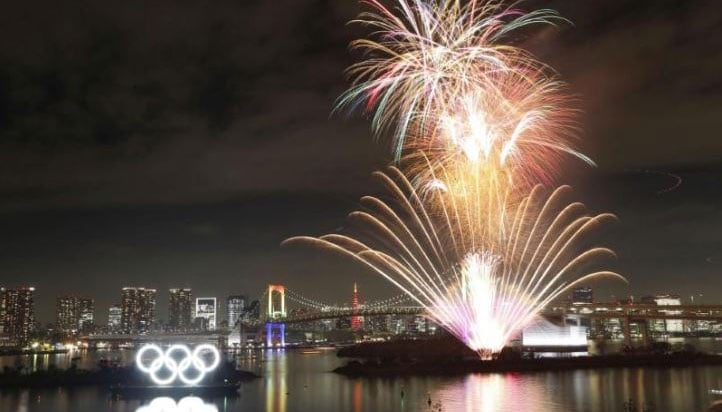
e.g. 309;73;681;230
1;340;721;411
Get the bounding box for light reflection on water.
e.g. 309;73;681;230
264;350;287;412
1;343;722;411
430;373;550;412
0;348;136;373
136;397;217;412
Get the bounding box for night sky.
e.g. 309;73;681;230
0;0;720;324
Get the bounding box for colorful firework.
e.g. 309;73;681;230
287;0;626;358
285;169;626;358
338;0;592;187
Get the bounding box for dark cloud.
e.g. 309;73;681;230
577;165;722;303
0;0;719;322
539;0;722;169
0;0;379;210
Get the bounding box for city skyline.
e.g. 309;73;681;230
4;279;711;356
0;0;719;329
3;263;715;325
1;280;703;328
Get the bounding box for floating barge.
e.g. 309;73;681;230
110;382;240;398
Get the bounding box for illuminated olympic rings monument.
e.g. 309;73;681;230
135;343;221;386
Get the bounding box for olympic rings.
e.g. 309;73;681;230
135;343;221;386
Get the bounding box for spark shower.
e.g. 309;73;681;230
287;0;626;358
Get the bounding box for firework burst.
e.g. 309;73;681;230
338;0;591;188
285;169;625;357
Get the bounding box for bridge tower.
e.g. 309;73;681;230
267;284;286;319
351;282;362;330
265;284;286;348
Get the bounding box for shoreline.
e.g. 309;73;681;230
333;337;722;377
334;351;722;377
0;349;69;357
0;365;258;389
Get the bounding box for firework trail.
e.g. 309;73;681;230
638;169;683;194
285;169;625;358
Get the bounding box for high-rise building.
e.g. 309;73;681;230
56;296;94;334
244;300;261;322
195;297;217;330
387;314;406;335
366;315;389;333
335;316;352;330
572;287;593;304
1;287;35;344
411;315;428;334
57;297;78;333
0;288;5;335
120;287;157;333
643;294;683;333
78;298;94;331
169;288;193;331
108;305;122;331
227;295;245;327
